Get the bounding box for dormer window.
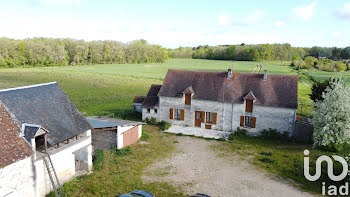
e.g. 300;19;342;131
23;124;49;153
245;99;253;112
182;86;194;105
185;94;191;105
243;91;256;113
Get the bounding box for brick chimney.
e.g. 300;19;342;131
227;67;232;79
263;70;267;81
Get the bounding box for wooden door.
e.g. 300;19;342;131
123;126;139;147
194;111;202;127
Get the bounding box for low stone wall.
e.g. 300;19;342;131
92;129;117;150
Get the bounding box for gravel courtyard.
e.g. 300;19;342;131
142;136;315;197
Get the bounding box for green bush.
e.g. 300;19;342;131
291;59;309;69
260;128;289;141
144;117;149;123
234;127;248;137
93;150;104;171
335;61;347;71
176;133;183;136
228;133;234;141
304;56;318;67
157;121;171;131
111;146;132;157
149;117;157;125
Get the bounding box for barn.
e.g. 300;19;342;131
0;82;92;197
86;116;143;151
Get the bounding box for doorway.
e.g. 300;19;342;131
195;111;203;127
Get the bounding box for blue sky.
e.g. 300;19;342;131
0;0;349;48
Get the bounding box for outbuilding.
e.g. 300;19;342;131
0;82;92;197
86;116;143;151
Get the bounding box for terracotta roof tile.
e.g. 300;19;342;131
0;103;33;168
182;86;194;94
243;91;256;100
158;69;298;109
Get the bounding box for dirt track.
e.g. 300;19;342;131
142;136;315;197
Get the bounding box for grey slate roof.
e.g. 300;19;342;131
134;84;162;109
86;116;143;129
23;125;40;143
0;82;92;146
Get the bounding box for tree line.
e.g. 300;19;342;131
0;38;168;68
168;44;350;62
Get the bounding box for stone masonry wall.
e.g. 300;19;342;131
92;129;117;150
159;96;224;130
157;96;296;135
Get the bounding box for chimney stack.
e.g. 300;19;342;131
227;67;232;79
263;70;267;81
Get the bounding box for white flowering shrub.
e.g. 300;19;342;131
312;78;350;151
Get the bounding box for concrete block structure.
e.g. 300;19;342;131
0;82;93;197
86;116;143;150
135;69;298;136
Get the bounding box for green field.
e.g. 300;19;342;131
0;58;346;117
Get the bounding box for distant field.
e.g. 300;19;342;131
306;70;350;84
49;58;294;79
0;58;321;118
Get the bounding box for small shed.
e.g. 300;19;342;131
133;96;146;112
86;116;143;151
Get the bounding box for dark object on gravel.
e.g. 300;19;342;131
190;193;210;197
119;190;154;197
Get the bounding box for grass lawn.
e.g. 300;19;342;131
0;58;315;117
47;125;185;197
306;70;350;84
213;136;348;195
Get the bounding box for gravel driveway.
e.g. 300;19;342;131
142;136;315;197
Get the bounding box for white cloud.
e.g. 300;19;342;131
332;31;341;37
275;20;285;27
334;2;350;20
292;2;317;20
217;14;230;26
231;10;264;26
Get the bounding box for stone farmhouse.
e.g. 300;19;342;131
134;69;298;135
0;82;92;197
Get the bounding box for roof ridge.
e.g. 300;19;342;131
168;69;226;73
0;82;57;93
233;72;297;77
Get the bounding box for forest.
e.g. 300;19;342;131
168;44;350;62
0;38;168;68
1;37;350;70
